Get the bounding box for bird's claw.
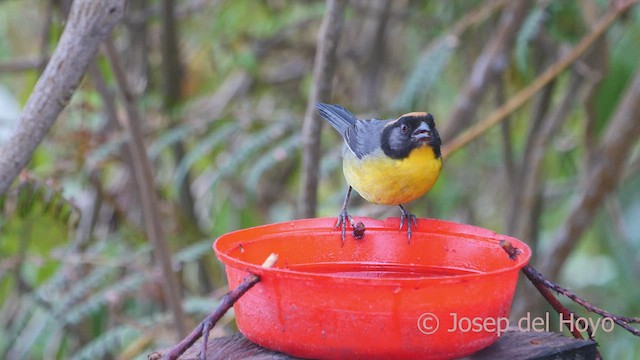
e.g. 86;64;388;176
399;208;418;244
335;209;355;246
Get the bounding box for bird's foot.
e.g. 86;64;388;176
399;205;418;244
335;209;355;246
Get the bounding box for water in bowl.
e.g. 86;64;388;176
287;262;481;279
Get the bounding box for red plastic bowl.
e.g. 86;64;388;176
214;217;530;359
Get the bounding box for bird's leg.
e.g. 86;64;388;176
335;186;355;246
398;204;418;243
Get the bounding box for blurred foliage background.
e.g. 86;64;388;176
0;0;639;358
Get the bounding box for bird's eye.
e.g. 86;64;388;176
400;124;409;134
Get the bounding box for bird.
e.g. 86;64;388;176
316;103;442;245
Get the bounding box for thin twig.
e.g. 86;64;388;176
160;253;279;360
0;58;49;73
500;241;597;358
442;0;637;157
526;265;640;335
512;71;582;244
160;0;200;231
103;38;187;337
500;241;640;340
299;0;347;218
449;0;510;38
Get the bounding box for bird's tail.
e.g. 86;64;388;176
315;103;357;135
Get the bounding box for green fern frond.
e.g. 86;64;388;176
0;296;39;356
70;295;225;360
70;325;140;360
69;295;222;360
2;178;78;223
174;239;216;264
199;122;291;193
50;266;117;317
63;272;148;325
34;243;151;314
148;124;194;161
173;122;239;192
227;122;290;174
16;179;40;218
4;307;52;360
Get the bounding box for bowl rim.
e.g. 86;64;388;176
213;217;531;285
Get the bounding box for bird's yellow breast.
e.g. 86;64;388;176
342;145;442;205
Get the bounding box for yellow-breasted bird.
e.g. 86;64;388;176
316;103;442;244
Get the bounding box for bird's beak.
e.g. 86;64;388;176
412;123;431;141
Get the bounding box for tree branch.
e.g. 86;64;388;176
299;0;347;218
0;58;49;73
501;241;640;339
103;38;188;338
159;254;278;360
0;0;125;195
160;0;200;230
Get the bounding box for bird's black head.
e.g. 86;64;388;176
380;113;441;160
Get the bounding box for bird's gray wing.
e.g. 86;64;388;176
316;103;357;135
344;119;387;159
